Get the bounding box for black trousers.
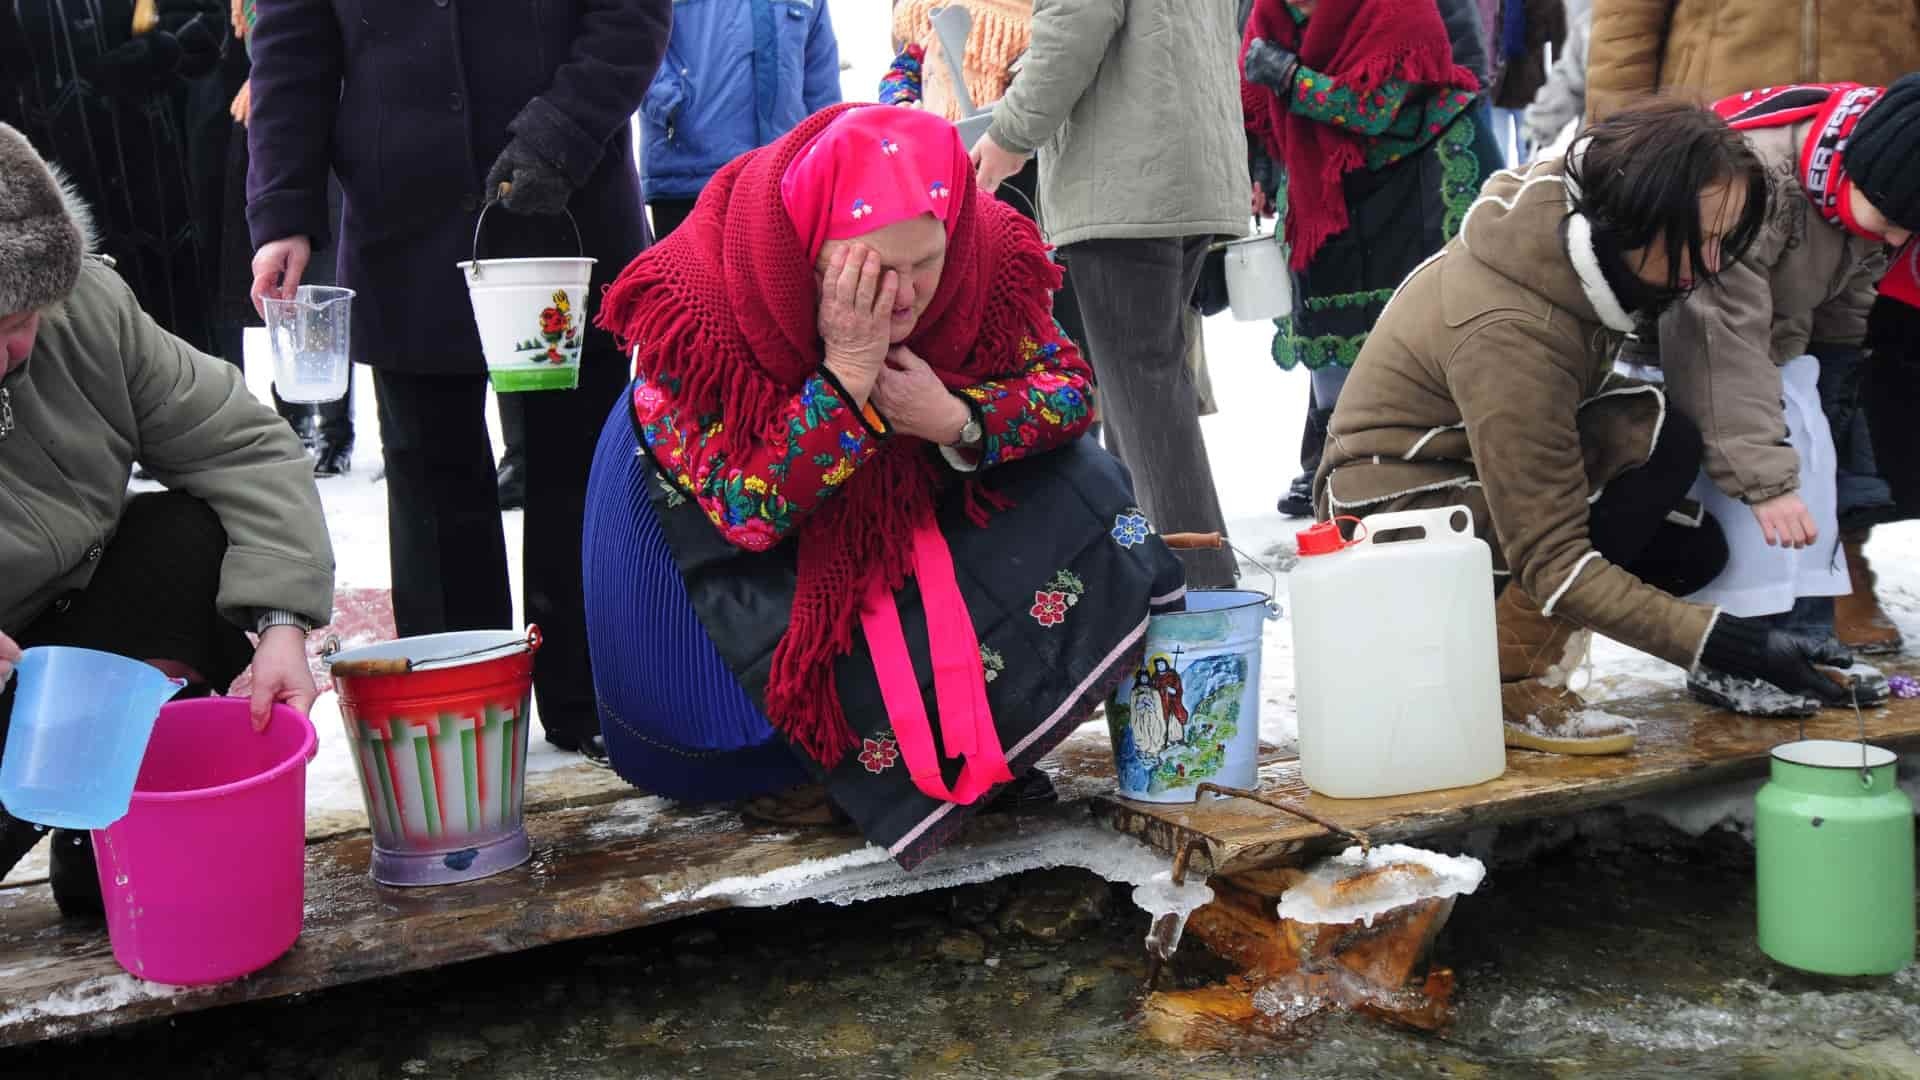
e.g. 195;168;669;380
648;197;699;241
373;353;624;746
1489;409;1727;601
1;493;253;883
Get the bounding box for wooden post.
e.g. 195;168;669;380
1140;862;1462;1047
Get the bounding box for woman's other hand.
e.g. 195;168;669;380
1751;492;1817;549
0;631;20;686
874;346;970;443
818;243;898;404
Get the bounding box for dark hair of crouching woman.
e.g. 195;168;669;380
1312;98;1853;759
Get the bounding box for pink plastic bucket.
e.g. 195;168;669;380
91;699;317;985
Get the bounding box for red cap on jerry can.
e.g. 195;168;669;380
1295;518;1358;557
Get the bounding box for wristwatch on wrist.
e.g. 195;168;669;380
949;399;984;448
255;609;314;636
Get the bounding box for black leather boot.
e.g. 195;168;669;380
496;392;527;510
312;381;355;476
1279;406;1334;518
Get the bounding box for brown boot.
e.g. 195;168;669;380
1835;530;1903;655
1496;584;1637;755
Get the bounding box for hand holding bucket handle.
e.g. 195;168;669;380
467;191;584;281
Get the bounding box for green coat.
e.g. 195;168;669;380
0;257;335;633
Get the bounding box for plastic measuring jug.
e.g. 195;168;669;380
0;646;186;829
262;285;355;403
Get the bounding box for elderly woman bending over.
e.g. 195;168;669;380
582;106;1183;867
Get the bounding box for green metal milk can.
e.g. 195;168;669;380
1754;739;1914;976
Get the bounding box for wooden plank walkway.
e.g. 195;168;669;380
1094;690;1920;876
0;733;1122;1048
5;689;1920;1047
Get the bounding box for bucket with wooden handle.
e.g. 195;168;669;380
326;627;542;885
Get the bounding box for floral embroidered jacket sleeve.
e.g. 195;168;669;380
1289;69;1416;137
951;321;1096;470
632;369;887;552
1278;8;1475;167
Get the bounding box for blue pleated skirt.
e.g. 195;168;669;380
581;399;808;802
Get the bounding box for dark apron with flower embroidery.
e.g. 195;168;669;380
640;427;1187;868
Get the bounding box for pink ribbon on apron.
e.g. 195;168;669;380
858;512;1013;804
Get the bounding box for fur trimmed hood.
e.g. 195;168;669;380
0;122;95;317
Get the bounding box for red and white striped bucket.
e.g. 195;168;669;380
327;628;539;886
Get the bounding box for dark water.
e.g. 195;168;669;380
7;817;1919;1079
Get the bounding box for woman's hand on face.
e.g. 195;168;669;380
873;346;971;444
1751;492;1817;549
818;243;898;404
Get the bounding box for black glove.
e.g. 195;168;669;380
85;34;185;98
155;2;224;81
1699;614;1854;705
483;139;573;216
1244;38;1302;96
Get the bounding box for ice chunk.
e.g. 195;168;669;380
667;823;1213;912
1133;869;1215;959
1276;844;1485;928
1513;706;1637;738
1132;869;1214;921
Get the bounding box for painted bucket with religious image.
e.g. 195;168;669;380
327;628;540;886
1107;590;1270;803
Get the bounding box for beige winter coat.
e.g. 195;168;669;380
1;257;335;632
1654;117;1886;504
1316;159;1718;670
1586;0;1920;123
985;0;1251;247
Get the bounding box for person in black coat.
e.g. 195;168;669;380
1;0;226;352
245;0;673;759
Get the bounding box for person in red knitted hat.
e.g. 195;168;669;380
581;105;1185;868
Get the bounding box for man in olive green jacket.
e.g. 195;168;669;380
0;122;334;909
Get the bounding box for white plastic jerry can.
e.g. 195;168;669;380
1288;507;1506;799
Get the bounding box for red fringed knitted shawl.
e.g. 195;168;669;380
1241;0;1480;270
597;104;1061;767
